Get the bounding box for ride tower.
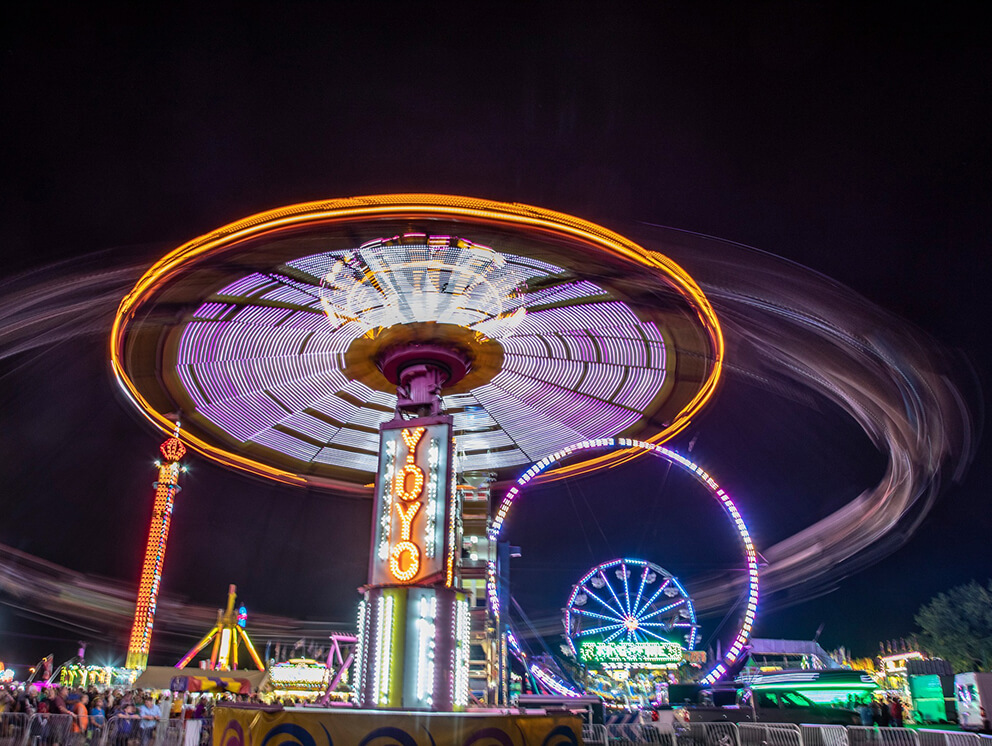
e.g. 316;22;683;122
354;343;470;711
125;424;187;670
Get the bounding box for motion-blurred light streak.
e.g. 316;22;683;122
645;225;976;611
0;227;976;628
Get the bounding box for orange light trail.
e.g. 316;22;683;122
110;195;724;486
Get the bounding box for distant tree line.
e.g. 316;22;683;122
915;579;992;672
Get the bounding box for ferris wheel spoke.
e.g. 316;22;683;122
572;607;624;624
603;627;625;643
637;626;672;642
638;598;685;623
575;623;625;638
631;567;649;620
600;570;627;617
620;562;631;616
579;586;626;619
632;576;672;618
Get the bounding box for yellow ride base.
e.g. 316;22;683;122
214;704;583;746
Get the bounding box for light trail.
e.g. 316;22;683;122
0;227;976;627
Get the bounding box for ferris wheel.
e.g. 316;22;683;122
564;558;698;661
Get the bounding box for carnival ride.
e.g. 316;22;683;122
175;585;265;671
1;212;967;645
560;558;699;705
110;195;722;491
125;424;187;670
110;194;744;711
564;558;698;655
487;437;759;700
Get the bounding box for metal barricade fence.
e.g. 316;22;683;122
0;714;27;746
801;724;850;746
21;714;74;746
156;721;184;746
648;723;679;746
97;717;213;746
100;715;166;746
602;723;674;745
677;722;742;746
739;723;803;746
583;723;608;745
918;731;982;746
848;727;920;746
604;724;642;745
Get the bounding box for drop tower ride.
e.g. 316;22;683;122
125;425;186;670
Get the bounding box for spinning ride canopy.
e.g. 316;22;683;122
112;195;723;492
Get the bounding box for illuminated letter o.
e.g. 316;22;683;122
389;541;421;582
394;464;425;502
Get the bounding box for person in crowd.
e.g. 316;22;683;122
114;701;139;745
112;692;134;718
16;684;39;716
857;697;873;726
874;697;890;726
71;693;90;734
49;686;73;717
138;696;159;745
890;697;904;727
89;695;107;734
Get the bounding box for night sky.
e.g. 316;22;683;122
1;4;989;671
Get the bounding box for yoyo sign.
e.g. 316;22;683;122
369;418;454;586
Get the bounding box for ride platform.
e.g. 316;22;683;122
214;703;581;746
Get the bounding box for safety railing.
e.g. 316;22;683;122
157;720;185;746
676;721;742;746
917;731;982;746
800;724;850;746
99;714;198;746
17;714;75;746
583;723;608;745
739;723;803;746
846;727;921;746
579;723;964;746
0;714;28;746
102;714;149;746
602;723;678;745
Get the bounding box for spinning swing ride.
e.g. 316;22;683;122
112;194;753;707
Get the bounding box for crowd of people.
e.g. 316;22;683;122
0;685;247;744
856;696;907;727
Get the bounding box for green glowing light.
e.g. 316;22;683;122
579;641;683;666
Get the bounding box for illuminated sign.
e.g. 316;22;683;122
579;641;684;667
369;419;453;586
269;659;330;691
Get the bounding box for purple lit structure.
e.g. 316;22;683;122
174;247;672;475
487;438;759;694
111;195;730;711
